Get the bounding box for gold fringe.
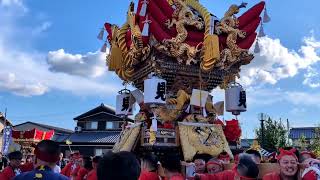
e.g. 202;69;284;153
149;131;156;145
184;0;220;71
108;44;123;71
203;34;220;70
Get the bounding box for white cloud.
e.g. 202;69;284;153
0;40;120;96
289;108;306;116
285;91;320;108
0;0;27;13
0;2;121;97
47;49;107;78
0;72;48;96
0;0;23;7
239;35;320;87
246;87;320;109
303;67;320;88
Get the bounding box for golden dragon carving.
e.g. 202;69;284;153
127;2;151;67
183;0;220;72
110;2;151;81
154;0;204;65
215;3;253;70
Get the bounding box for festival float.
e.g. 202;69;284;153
12;129;55;155
97;0;270;165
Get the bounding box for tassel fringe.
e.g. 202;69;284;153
97;28;105;40
263;8;271;23
139;0;148;17
202;107;207;117
100;43;107;53
254;40;260;54
108;43;123;71
258;25;266;37
203;34;220;66
142;16;151;37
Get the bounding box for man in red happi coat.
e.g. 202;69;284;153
263;148;299;180
161;154;184;180
139;153;160;180
61;151;80;178
301;156;320;180
0;151;23;180
196;154;259;180
76;156;93;180
87;156;101;180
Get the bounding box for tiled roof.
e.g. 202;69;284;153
14;121;74;134
289;127;317;139
73;103;134;122
241;139;255;148
66;131;120;144
74;103;116;120
52;134;70;143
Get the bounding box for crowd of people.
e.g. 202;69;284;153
0;140;319;180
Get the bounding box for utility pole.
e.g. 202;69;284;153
259;113;267;148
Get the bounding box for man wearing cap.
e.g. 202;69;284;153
14;140;69;180
263;148;299;180
0;151;23;180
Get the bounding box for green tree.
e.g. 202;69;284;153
310;125;320;157
298;135;307;150
255;117;287;152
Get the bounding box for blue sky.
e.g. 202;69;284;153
0;0;319;138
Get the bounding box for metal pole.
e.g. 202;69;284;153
4;108;7;128
260;113;265;149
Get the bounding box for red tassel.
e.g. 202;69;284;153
97;28;105;40
100;43;107;53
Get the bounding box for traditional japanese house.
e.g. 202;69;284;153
60;103;133;157
289;127;318;147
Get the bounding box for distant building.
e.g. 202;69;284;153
13;121;73;143
289;127;317;147
241;138;255;149
60;103;132;157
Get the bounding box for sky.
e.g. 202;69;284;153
0;0;319;138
